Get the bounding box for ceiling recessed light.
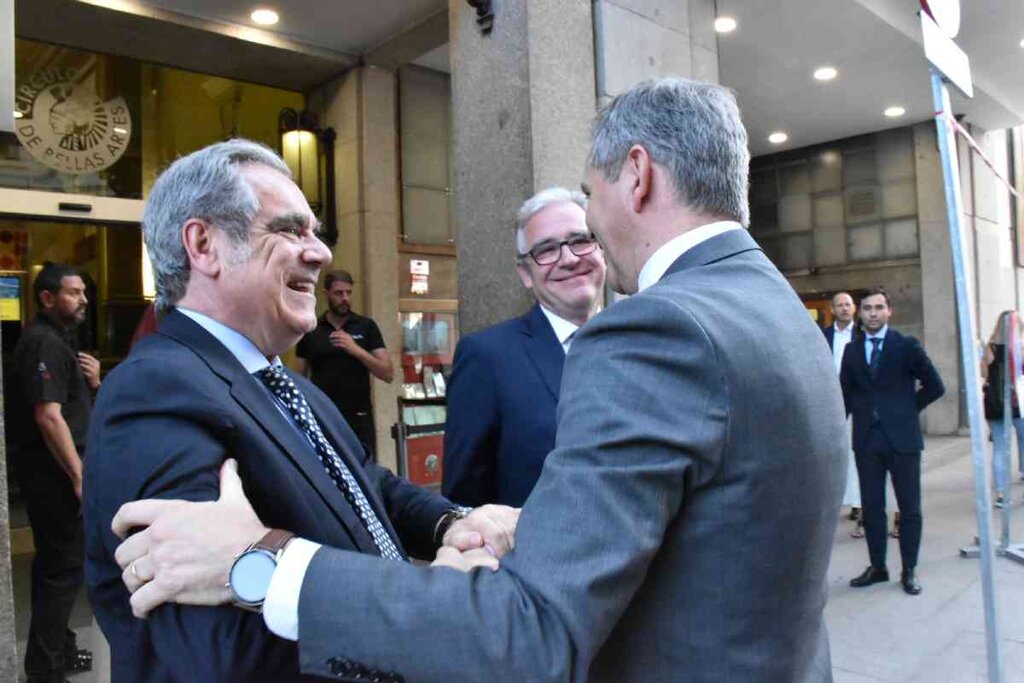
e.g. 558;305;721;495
813;66;838;81
12;110;23;119
250;8;279;26
714;16;737;33
884;106;906;118
768;132;788;144
1019;38;1024;48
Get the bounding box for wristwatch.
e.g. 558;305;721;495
433;506;473;546
227;529;295;612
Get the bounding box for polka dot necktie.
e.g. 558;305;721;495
256;365;403;561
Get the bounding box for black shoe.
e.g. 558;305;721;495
850;565;889;587
848;507;861;522
901;569;922;596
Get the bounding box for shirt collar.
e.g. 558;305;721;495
834;321;855;335
177;307;278;374
636;221;744;292
865;325;888;341
538;305;580;345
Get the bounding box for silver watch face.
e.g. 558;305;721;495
229;549;277;604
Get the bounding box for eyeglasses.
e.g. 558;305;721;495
519;233;600;266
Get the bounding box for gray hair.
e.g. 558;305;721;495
142;139;292;313
588;77;750;226
515;187;588;256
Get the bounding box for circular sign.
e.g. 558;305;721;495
14;69;132;175
920;0;961;38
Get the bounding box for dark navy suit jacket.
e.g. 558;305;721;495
84;310;452;682
442;304;564;507
822;324;858;352
839;327;945;454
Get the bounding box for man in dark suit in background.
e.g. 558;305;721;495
841;286;945;595
108;78;847;683
84;140;513;681
442;187;605;506
823;291;863;535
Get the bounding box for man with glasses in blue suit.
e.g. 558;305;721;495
442;187;606;507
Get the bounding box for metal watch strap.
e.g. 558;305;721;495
433;507;472;546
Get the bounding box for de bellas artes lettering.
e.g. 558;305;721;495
14;67;132;174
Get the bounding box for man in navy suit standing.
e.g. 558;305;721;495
442;187;606;506
841;287;945;595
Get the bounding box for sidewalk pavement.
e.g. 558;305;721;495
828;435;1024;682
15;436;1023;682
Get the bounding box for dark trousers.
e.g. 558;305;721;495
855;425;922;570
17;459;84;681
342;410;377;460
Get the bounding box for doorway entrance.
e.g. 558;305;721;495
2;215;149;546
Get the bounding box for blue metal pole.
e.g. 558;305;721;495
930;70;1002;683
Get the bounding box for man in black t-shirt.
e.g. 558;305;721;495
295;270;394;456
10;262;99;682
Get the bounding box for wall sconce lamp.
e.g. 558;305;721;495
279;108;338;246
466;0;494;35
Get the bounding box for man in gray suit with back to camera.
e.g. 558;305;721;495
110;77;848;682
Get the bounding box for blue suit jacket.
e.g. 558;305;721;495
839;328;946;454
442;304;563;506
84;310;451;682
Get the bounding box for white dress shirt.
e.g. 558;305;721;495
864;324;888;362
539;305;581;354
636;221;743;292
830;322;855;375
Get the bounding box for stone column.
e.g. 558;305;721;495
916;122;961;434
310;66;403;472
359;67;402;473
449;0;595;334
594;0;719;106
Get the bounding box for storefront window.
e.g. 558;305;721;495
3;38;305;199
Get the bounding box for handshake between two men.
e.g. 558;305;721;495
111;459;520;618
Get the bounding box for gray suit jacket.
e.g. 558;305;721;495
296;229;847;683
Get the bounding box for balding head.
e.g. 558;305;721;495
831;292;855;328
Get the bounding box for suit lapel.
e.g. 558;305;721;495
521;305;565;401
157;311;381;555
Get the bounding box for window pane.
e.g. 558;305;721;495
778;194;812;232
882;180;917;218
847;223;884;261
750;201;778;233
402;187;452;246
779;163;810;195
815;225;846;266
750;169;777;204
877;128;915;181
813;193;843;227
779;233;812;270
810;150;842;192
885;218;919;257
843;149;877;185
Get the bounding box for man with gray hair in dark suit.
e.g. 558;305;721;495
110;77;847;682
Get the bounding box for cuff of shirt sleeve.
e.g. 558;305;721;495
263;538;322;641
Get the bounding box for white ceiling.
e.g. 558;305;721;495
54;0;1023;157
141;0;445;55
717;0;1024;155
